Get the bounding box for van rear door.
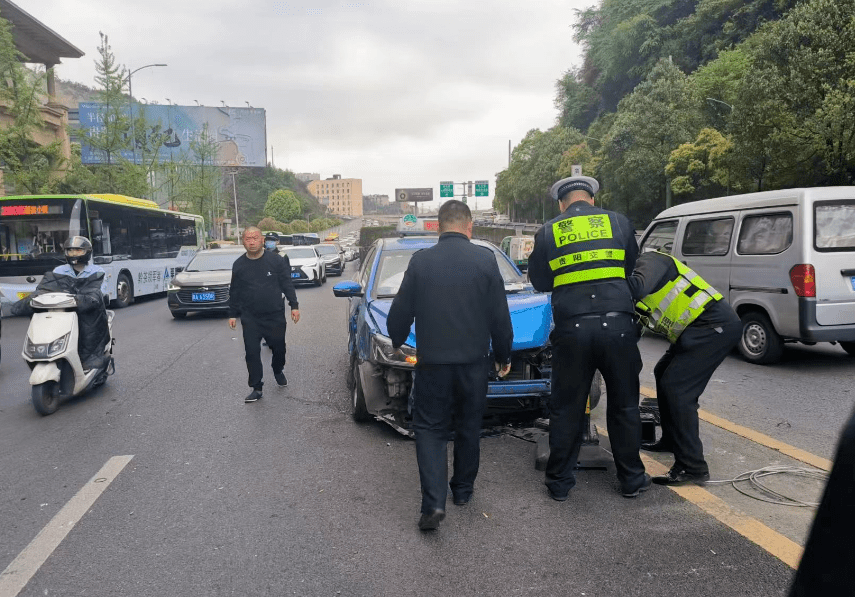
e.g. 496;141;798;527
812;199;855;325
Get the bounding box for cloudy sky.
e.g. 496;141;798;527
21;0;590;211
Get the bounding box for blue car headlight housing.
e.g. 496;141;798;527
371;333;417;367
24;332;71;359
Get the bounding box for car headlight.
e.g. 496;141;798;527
371;333;417;366
166;281;181;291
24;332;70;358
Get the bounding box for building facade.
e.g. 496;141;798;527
307;174;363;217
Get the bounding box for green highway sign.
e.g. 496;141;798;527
440;181;454;198
475;180;488;197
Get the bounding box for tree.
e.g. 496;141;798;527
289;219;308;233
597;58;700;223
0;14;64;193
264;189;301;223
666;128;737;198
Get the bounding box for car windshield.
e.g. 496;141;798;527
372;243;525;298
315;245;338;255
186;251;244;271
281;247;316;259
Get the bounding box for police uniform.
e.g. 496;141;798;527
528;176;647;498
629;250;741;483
388;231;513;521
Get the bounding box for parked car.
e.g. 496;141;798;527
638;187;855;363
332;234;600;435
315;243;345;276
279;246;326;286
166;246;246;318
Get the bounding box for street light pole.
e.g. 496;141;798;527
125;63;167;165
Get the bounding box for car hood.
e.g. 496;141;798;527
319;254;340;261
173;270;232;286
289;257;318;267
367;291;552;351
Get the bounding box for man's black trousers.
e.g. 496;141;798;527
654;319;741;474
412;359;489;514
240;313;287;390
546;312;646;496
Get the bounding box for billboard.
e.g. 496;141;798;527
79;103;267;167
395;188;433;202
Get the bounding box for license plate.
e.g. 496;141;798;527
17;291;31;300
851;277;855;291
192;292;215;302
291;272;300;278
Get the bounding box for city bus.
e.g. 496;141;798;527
292;232;320;246
0;194;205;314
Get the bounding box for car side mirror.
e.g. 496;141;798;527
333;281;363;297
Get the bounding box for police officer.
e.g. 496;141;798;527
629;250;741;485
528;176;649;499
261;232;291;349
388;200;513;531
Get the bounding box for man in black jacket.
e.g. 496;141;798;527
388;200;513;531
228;227;300;403
528;176;649;500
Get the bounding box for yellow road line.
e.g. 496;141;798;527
640;386;832;472
600;429;803;568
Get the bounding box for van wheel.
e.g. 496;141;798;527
113;273;133;308
839;341;855;357
739;312;784;365
351;361;371;422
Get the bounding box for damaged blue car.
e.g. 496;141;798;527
333;229;577;436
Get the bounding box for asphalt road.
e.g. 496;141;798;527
2;260;846;596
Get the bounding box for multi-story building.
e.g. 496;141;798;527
307;174;363;217
296;172;320;184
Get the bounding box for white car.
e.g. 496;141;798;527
279;246;326;286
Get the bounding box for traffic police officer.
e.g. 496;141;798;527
629;250;741;485
388;200;513;531
528;176;649;499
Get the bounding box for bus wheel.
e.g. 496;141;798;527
114;273;134;308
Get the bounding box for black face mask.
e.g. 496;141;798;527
265;241;277;250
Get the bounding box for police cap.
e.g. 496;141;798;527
550;176;600;201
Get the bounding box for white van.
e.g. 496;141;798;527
638;187;855;364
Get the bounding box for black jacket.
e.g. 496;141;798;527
628;251;739;330
228;250;298;319
388;232;513;365
12;270;110;365
528;201;638;336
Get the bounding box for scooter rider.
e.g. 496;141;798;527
13;236;110;370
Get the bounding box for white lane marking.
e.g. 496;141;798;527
0;455;134;597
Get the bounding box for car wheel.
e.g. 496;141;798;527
314;271;322;287
739;311;784;365
113;273;133;308
171;311;187;319
32;381;60;416
346;351;356;392
351;360;372;422
839;341;855;357
588;370;602;411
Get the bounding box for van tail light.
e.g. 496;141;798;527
790;264;816;297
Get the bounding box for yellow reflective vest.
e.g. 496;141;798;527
547;212;627;288
636;252;723;343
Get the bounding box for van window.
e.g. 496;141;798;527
737;213;793;255
682;218;733;256
815;201;855;251
640;220;678;254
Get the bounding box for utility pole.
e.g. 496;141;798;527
230;170;240;240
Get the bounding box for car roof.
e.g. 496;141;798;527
378;235;500;252
198;246;245;253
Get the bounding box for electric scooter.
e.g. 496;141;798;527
22;292;115;416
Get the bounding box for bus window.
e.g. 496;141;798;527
149;217;169;258
131;218;152;259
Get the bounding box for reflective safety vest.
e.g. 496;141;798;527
546;211;627;288
636;252;723;343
